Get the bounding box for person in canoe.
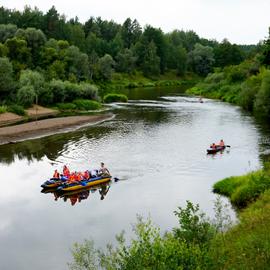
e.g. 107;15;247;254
63;165;70;178
84;170;90;180
218;139;225;147
210;143;216;149
98;162;111;177
53;169;60;179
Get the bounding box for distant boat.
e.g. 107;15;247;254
207;145;226;154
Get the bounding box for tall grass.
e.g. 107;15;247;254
213;170;270;207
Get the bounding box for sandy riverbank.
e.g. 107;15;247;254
0;114;113;145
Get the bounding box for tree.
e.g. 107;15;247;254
115;48;137;74
67;23;86;52
260;28;270;66
98;54;115;80
5;37;32;72
142;41;160;77
17;85;36;107
0;57;15;97
214;39;244;68
65;45;89;81
142;25;167;73
15;27;47;66
188;43;215;76
121;18;142;48
0;24;17;43
0;43;8;57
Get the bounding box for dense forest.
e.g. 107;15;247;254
0;5;260;110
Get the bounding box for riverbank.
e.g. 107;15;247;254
0;114;113;145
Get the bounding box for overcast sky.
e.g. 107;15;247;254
1;0;270;44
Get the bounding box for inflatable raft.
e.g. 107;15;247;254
56;175;112;192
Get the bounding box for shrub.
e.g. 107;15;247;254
238;74;261;111
17;85;36;107
103;93;128;103
79;83;99;100
57;103;77;111
73;99;101;110
49;79;66;103
7;104;25;116
254;70;270;116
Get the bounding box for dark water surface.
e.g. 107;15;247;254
0;87;269;270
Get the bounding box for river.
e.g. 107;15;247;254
0;87;269;270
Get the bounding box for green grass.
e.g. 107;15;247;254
210;189;270;270
213;170;270;207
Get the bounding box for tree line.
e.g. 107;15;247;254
0;5;259;107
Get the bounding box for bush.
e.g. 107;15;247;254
103;93;128;103
73;99;101;110
0;105;7;114
238;74;261;111
49;79;66;103
7;104;25;116
57;103;77;111
17;85;36;107
79;83;99;100
254;70;270;116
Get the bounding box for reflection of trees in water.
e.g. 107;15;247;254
0;102;194;165
0;126;117;164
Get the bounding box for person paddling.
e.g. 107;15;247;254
219;139;225;147
98;162;110;177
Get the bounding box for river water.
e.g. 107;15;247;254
0;87;269;270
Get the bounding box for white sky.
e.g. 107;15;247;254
1;0;270;44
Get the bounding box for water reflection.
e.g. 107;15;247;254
41;182;111;206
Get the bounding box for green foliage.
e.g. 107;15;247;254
79;83;99;100
69;240;99;270
0;105;7;114
254;70;270;116
17;85;36;107
0;24;17;43
173;201;215;246
57;102;77;111
103;93;128;103
0;43;8;57
213;170;270;207
73;99;101;110
142;41;160;77
0;57;15;95
7;104;25;116
188;43;215;76
239;74;261;111
98;54;115;81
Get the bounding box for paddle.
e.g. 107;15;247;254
226;145;231;147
